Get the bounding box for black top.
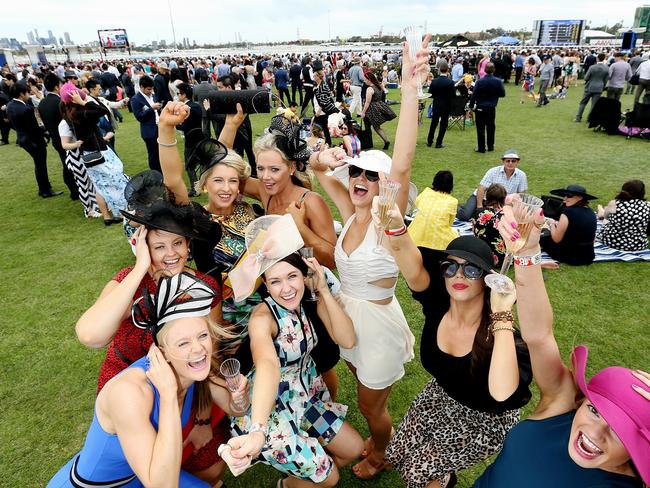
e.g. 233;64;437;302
428;75;455;111
470;74;506;109
66;100;110;153
541;206;596;266
412;259;532;413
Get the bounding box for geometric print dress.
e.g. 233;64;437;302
231;297;347;482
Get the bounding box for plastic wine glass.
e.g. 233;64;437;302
219;358;248;411
484;193;544;293
403;25;431;100
374;180;402;253
299;247;318;301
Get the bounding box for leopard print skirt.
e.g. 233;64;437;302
385;376;519;488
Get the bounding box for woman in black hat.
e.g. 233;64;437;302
374;202;532;488
75;183;229;485
540;183;598;266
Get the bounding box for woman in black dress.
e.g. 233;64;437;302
541;184;598;265
360;72;396;150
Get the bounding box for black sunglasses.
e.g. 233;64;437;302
348;165;379;182
440;260;485;280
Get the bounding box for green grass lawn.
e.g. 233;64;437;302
1;82;649;488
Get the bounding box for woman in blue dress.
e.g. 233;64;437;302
48;273;248;488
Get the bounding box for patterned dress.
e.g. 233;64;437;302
597;199;650;251
231;297;347;483
473;207;506;267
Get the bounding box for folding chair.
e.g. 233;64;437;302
447;96;468;131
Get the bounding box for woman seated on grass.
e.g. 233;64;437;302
375;202;532;488
472;195;650;487
597;179;650;252
541;184;597;266
408;170;459;250
48;273;248;488
221;215;363;488
472;183;507;267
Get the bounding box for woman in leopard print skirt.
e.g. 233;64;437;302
375;203;533;488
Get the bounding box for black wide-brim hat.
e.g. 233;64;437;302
121;200;221;242
419;236;495;275
550;184;597;201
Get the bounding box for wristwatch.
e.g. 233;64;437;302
248;423;268;444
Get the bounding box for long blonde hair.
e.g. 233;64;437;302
253;132;313;190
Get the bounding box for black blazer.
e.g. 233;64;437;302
131;92;159;139
6;99;45;148
154;73;172;105
38;93;63;145
176;100;203;149
428;75;455;112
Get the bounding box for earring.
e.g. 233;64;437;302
203;188;208;194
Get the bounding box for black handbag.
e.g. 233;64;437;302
358;117;374;150
81;149;105;167
70;122;105;167
629;73;640;86
541;195;565;220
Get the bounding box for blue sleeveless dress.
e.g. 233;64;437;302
47;357;209;488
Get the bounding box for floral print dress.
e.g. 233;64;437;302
473;207;506;267
231;297;347;482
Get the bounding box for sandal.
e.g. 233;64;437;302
360;428;394;458
276;477;287;488
352;456;391;480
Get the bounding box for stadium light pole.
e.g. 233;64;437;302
167;0;178;49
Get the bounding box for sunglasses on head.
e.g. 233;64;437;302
348;165;379;182
440;260;485;280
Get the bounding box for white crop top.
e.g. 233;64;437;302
334;214;399;300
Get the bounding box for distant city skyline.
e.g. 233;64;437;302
1;0;645;48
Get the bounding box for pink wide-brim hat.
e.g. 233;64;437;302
572;345;650;485
60;81;87;104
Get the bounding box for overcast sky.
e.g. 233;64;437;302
2;0;644;45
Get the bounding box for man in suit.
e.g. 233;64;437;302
38;73;78;199
154;62;173;107
470;62;505;153
6;83;61;197
99;63;121;101
426;63;455;149
176;83;203;196
289;57;303;105
0;73;17;145
193;71;218;138
130;75;162;172
575;53;609;123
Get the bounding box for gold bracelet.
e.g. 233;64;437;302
157;138;177;147
489;311;514;324
491;324;516;334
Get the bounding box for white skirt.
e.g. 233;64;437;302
337;292;415;390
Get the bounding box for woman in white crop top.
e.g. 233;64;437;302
309;37;432;480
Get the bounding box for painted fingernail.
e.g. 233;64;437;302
513;232;521;239
538;209;544;216
511;221;517;229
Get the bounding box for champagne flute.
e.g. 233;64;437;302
485;193;544;293
374;180;402;253
220;358;248;411
299;247;318;301
403;25;431;100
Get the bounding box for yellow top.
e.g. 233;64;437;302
408;188;459;249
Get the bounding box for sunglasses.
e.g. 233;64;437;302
440;260;485;280
348;165;379;182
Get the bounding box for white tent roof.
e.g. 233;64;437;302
584;30;615;38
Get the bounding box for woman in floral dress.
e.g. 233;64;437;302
223;216;363;487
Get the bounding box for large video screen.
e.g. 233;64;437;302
98;29;130;49
532;20;585;45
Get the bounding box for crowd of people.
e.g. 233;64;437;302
1;35;649;488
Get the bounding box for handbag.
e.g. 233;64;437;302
358;117;374;150
629;73;640;86
69;121;105;167
541;195;565;221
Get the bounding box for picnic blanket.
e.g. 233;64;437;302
451;220;650;263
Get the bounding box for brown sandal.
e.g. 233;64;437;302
352;456;391;480
360;437;374;459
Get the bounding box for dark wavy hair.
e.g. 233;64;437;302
616;180;645;201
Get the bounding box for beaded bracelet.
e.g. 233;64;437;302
157;138;178;147
490;324;516;334
385;225;407;236
194;416;212;426
489;311;514;323
513;253;542;267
